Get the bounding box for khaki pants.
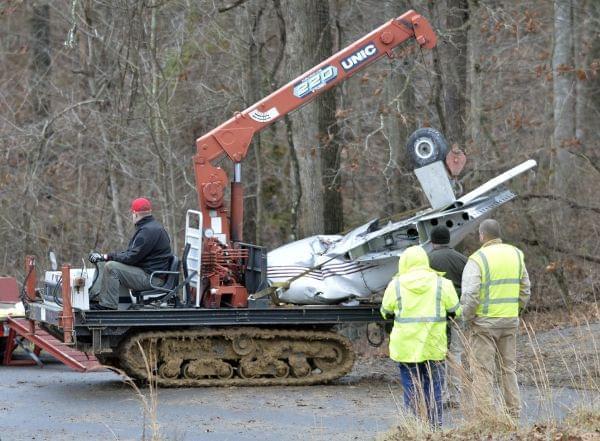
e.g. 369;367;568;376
469;324;520;417
89;261;155;309
444;321;464;403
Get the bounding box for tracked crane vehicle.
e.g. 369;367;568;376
20;11;449;386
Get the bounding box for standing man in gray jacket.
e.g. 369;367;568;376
428;226;468;408
461;219;530;419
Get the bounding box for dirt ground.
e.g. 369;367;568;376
353;322;600;389
0;322;598;441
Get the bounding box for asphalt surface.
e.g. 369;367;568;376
0;355;597;441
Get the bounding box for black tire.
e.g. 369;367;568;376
406;127;449;168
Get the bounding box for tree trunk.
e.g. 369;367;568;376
552;0;577;194
147;3;178;251
80;1;125;241
467;0;483;149
319;2;342;234
575;0;600;165
24;1;52;254
426;0;447;134
30;1;51;118
442;0;469;150
382;0;418;215
283;0;331;237
237;0;267;245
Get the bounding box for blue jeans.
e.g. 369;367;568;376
399;361;444;429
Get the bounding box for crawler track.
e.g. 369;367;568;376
115;328;355;387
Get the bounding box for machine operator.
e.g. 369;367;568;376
88;197;173;310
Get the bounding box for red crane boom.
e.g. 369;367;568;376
193;10;436;308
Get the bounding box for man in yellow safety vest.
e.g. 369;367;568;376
461;219;531;419
381;246;461;429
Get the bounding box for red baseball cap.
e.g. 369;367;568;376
130;197;152;213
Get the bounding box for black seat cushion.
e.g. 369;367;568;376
133;255;179;298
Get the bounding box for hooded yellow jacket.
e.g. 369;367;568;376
380;246;461;363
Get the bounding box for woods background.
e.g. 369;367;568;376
0;0;598;312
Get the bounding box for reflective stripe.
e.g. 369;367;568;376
489;278;521;286
476;251;492;315
447;301;460;313
393;276;444;324
395;316;446;323
395;278;402;314
488;297;519;304
516;247;523;279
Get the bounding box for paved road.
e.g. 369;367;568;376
0;356;596;441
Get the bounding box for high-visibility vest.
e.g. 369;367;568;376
470;243;524;318
380;271;460;363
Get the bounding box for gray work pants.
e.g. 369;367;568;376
89;261;155;309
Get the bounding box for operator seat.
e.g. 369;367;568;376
131;255;180;306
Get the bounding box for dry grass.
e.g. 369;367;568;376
382;416;600;441
523;303;600;332
108;342;162;441
381;318;600;440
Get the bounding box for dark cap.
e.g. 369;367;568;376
430;226;450;245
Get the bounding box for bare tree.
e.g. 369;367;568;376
381;0;420;215
467;0;483;148
22;1;52;255
30;1;51;119
283;0;333;237
552;0;577;194
575;0;600;166
430;0;469;147
320;1;342;234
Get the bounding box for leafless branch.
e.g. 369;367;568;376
218;0;250;13
520;194;600;215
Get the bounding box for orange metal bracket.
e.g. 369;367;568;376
59;265;74;344
25;255;37;302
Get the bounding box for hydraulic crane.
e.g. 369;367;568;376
193;9;436;308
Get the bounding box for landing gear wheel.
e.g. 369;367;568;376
406;128;449;168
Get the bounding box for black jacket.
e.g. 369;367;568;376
108;215;173;274
428;246;468;296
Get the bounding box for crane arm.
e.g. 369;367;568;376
193;9;436;240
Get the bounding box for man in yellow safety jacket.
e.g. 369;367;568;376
461;219;531;419
380;246;461;429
